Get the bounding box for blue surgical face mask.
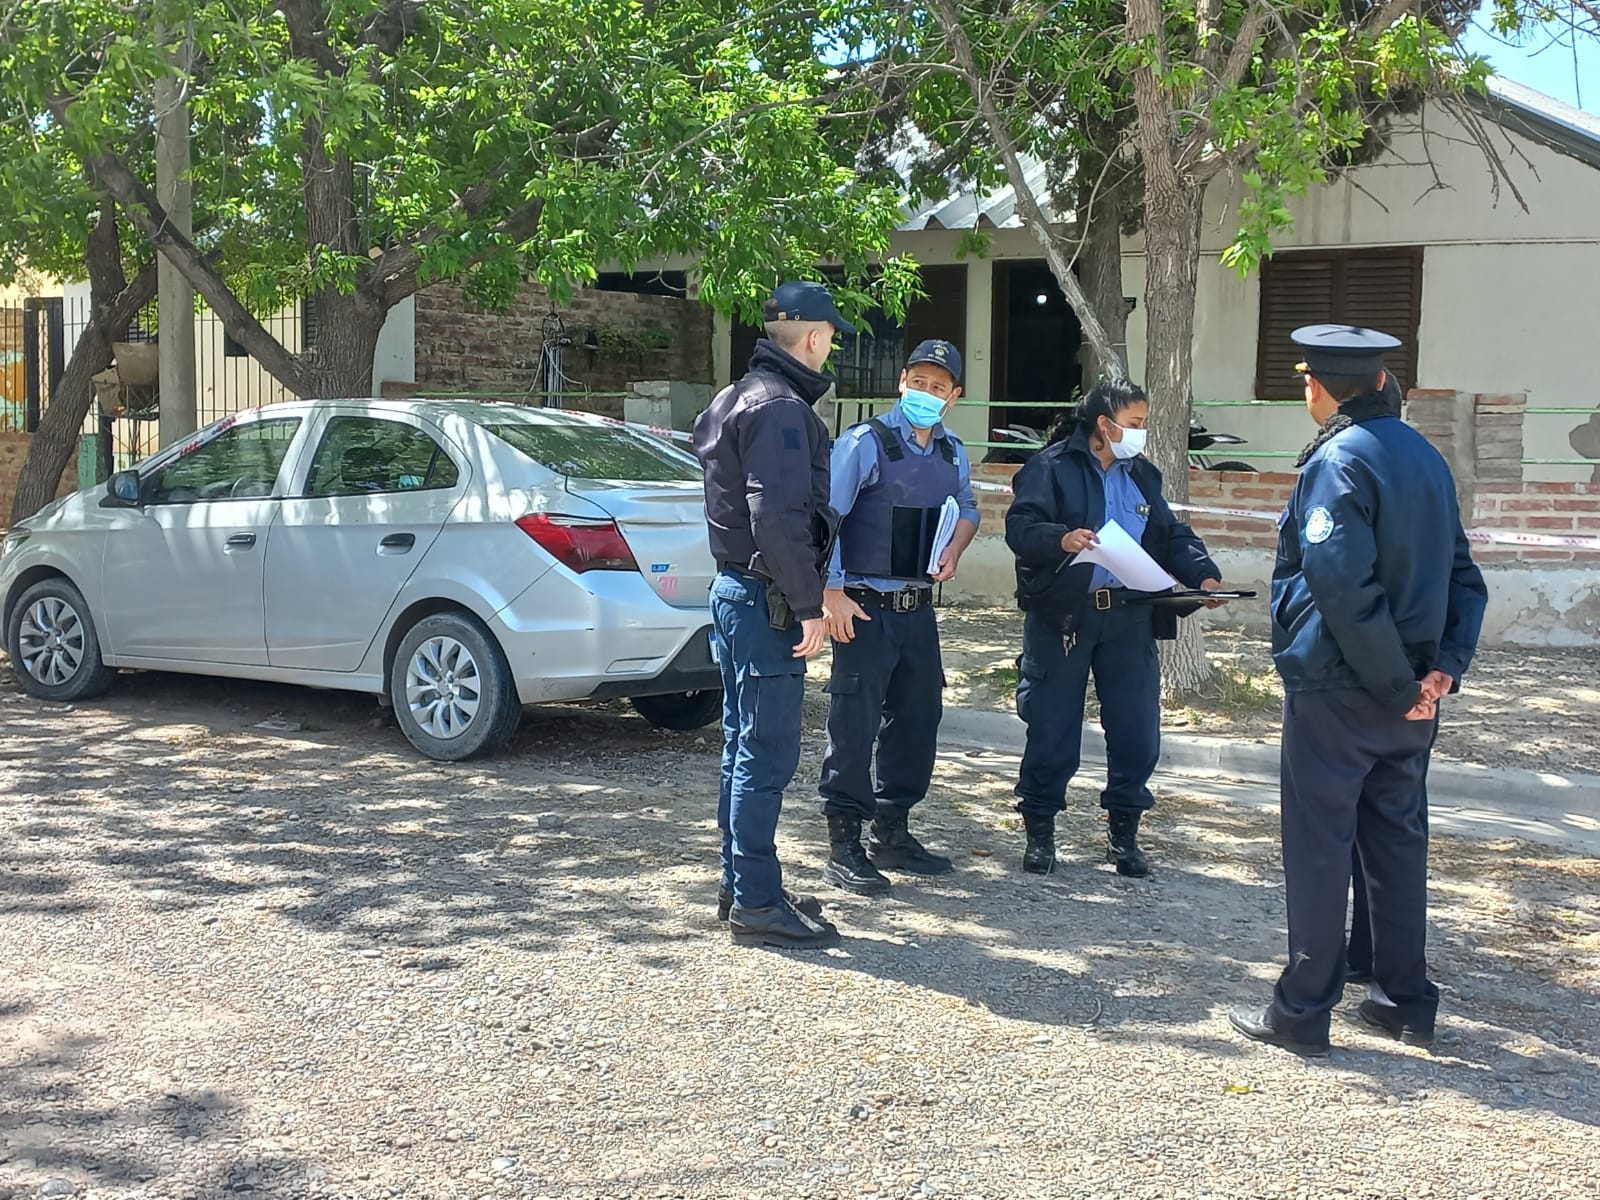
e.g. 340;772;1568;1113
900;388;948;429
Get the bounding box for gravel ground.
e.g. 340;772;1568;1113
3;665;1600;1200
932;606;1600;778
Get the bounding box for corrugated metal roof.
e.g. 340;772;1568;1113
1474;75;1600;171
885;132;1069;231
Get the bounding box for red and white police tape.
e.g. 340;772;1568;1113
608;417;1600;553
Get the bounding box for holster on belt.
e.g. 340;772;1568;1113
748;510;838;633
746;552;793;632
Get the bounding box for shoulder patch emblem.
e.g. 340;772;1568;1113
1305;506;1335;545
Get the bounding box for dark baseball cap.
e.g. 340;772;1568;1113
906;338;962;383
763;281;856;335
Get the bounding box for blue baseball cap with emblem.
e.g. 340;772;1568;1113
763;281;856;335
1290;324;1401;380
905;338;962;383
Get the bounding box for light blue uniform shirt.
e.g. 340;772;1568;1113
827;403;981;592
1090;456;1148;591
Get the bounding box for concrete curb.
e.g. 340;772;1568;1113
939;705;1600;828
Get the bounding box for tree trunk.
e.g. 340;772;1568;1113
1141;185;1211;693
10;210;156;523
1076;151;1129;390
302;288;384;397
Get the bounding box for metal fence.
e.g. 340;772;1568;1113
3;293;308;481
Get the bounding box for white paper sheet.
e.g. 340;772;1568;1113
926;496;962;576
1076;518;1178;592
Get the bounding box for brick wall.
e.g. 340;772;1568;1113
973;459;1600;562
1471;482;1600;563
412;282;714;399
0;432;80;527
1184;472;1298;550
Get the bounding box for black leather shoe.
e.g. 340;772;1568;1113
728;899;841;949
1021;813;1056;875
717;887;824;923
1345;967;1374;986
1357;999;1435;1047
822;814;892;895
868;807;953;875
1106;808;1150;878
1227;1006;1331;1058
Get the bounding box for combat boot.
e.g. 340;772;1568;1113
1021;813;1056;875
1106;808;1150;877
868;807;953;875
822;814;892;896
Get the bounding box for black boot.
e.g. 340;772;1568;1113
1106;808;1150;878
717;886;824;923
822;814;892;896
868;807;953;876
1021;813;1056;875
729;898;841;949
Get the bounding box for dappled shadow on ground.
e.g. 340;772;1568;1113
2;663;1598;1170
0;1010;298;1195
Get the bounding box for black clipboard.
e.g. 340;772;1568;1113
1123;588;1257;608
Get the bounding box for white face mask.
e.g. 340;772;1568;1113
1109;421;1147;460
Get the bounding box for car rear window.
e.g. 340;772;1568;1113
486;422;701;483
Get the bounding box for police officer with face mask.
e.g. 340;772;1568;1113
1005;380;1226;878
1229;325;1487;1056
816;340;980;895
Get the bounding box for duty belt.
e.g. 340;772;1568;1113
845;585;935;613
1092;587;1133;611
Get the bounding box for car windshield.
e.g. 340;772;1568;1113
486;421;700;483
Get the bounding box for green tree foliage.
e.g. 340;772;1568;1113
1;0;919;399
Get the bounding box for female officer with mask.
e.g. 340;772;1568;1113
1004;380;1226;877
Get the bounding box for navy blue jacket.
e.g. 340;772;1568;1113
1272;402;1487;713
1005;429;1219;633
692;340;836;620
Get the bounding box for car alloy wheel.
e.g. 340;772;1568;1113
404;634;482;739
18;595;87;687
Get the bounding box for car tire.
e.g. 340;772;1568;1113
389;611;522;761
5;577;118;703
630;689;724;731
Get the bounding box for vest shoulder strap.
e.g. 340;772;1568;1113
864;417;904;462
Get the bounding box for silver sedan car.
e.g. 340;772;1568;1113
1;400;720;760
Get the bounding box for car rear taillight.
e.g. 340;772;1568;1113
515;513;639;573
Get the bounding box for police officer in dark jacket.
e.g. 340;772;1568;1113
1230;325;1487;1056
1005;379;1226;878
692;281;853;949
816;339;981;895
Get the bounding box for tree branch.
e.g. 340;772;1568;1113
924;0;1126;379
58;108;309;394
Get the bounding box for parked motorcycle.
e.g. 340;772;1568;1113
979;417;1256;473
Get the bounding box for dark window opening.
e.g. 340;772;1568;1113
593;271;690;298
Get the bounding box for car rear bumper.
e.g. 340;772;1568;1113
489;570;718;704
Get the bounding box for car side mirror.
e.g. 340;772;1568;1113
103;469;144;508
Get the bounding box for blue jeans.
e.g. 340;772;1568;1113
1014;605;1161;816
711;570;807;910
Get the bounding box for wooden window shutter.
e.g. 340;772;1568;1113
1254;248;1423;400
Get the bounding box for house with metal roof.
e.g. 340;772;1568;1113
714;77;1600;482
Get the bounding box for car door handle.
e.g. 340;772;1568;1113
224;532;257;551
378;532;416;554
